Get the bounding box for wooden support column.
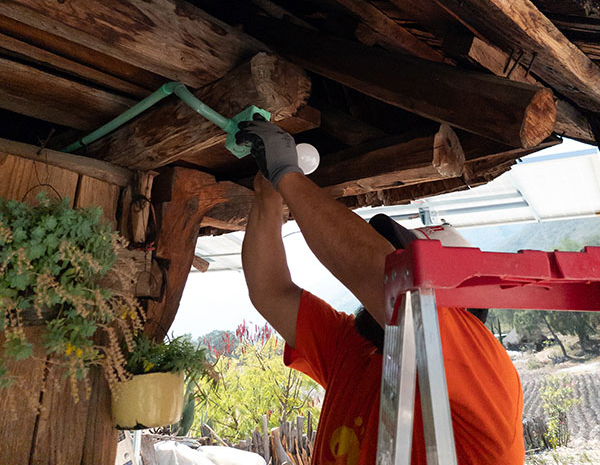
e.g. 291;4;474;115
243;17;556;148
145;167;230;339
86;53;311;171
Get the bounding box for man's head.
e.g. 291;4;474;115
354;214;488;350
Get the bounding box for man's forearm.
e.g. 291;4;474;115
242;184;301;346
277;172;395;326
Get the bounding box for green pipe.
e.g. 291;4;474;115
62;81;236;153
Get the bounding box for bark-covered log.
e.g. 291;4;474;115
86;53;311;171
244;17;556;148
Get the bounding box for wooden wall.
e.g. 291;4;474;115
0;149;122;465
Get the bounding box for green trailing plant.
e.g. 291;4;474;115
0;194;143;400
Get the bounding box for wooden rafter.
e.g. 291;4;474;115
433;0;600;111
85;53;311;171
442;32;596;143
0;0;266;88
244;17;556;148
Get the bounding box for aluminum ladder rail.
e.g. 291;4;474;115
376;241;600;464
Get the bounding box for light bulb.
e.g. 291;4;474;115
296;143;320;175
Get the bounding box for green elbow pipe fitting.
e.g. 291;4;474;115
62;82;271;158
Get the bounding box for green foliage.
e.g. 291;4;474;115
0;194;142;397
540;374;580;449
125;334;210;384
193;325;322;442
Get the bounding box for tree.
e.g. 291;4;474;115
192;322;323;441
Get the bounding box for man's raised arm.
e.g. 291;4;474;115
241;174;302;347
237;121;395;327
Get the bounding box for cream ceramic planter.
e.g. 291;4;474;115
112;371;185;429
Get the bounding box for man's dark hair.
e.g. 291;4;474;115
354;307;384;352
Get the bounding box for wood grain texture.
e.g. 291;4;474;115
0;153;78;206
442;32;596;143
0;32;148;98
75;176;120;229
0;328;47;465
87;53;310;171
0;57;136;132
0;138;133;187
201;181;255;230
244;17;556;148
0;13;164;91
433;0;600;111
145;168;229;339
29;363;90;465
332;0;445;61
80;368;118;465
0;0;266;88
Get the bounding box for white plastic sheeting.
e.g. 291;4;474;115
154;442;266;465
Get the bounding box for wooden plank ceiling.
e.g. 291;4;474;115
0;0;598;234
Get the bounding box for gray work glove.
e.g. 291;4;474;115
236;120;302;187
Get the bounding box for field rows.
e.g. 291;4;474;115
522;372;600;441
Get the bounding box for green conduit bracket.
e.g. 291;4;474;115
62;82;271;158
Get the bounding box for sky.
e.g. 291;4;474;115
169;138;598;339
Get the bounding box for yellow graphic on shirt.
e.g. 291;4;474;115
327;417;364;465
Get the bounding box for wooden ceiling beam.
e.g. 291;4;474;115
0;0;266;88
243;17;556;149
316;101;387;146
443;32;596;144
432;0;600;112
316;129;560;199
330;0;445;61
0;32;149;99
85;53;311;171
338;136;559;209
0;57;135;132
315;125;465;198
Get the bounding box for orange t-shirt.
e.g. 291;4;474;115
284;290;524;465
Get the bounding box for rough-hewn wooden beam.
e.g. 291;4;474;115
0;138;133;187
0;0;266;88
433;0;600;111
179;106;320;173
192;255;210;273
86;53;310;171
317;132;560;199
0;32;148;99
314;125;464;198
0;57;135;132
332;0;445;61
243;17;556;148
443;32;596;144
145;167;231;339
0;14;164;91
199;181;254;231
316;101;387;146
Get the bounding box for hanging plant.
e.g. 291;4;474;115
111;334;215;429
0;193;144;401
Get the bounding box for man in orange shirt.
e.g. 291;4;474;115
238;121;524;464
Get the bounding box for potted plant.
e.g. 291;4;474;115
111;334;213;429
0;194;142;400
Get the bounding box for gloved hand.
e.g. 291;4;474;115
236;119;302;187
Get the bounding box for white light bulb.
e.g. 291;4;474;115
296;143;320;175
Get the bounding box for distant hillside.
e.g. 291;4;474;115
460;216;600;253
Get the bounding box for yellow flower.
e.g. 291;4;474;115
76;348;83;358
66;342;74;356
143;361;155;372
